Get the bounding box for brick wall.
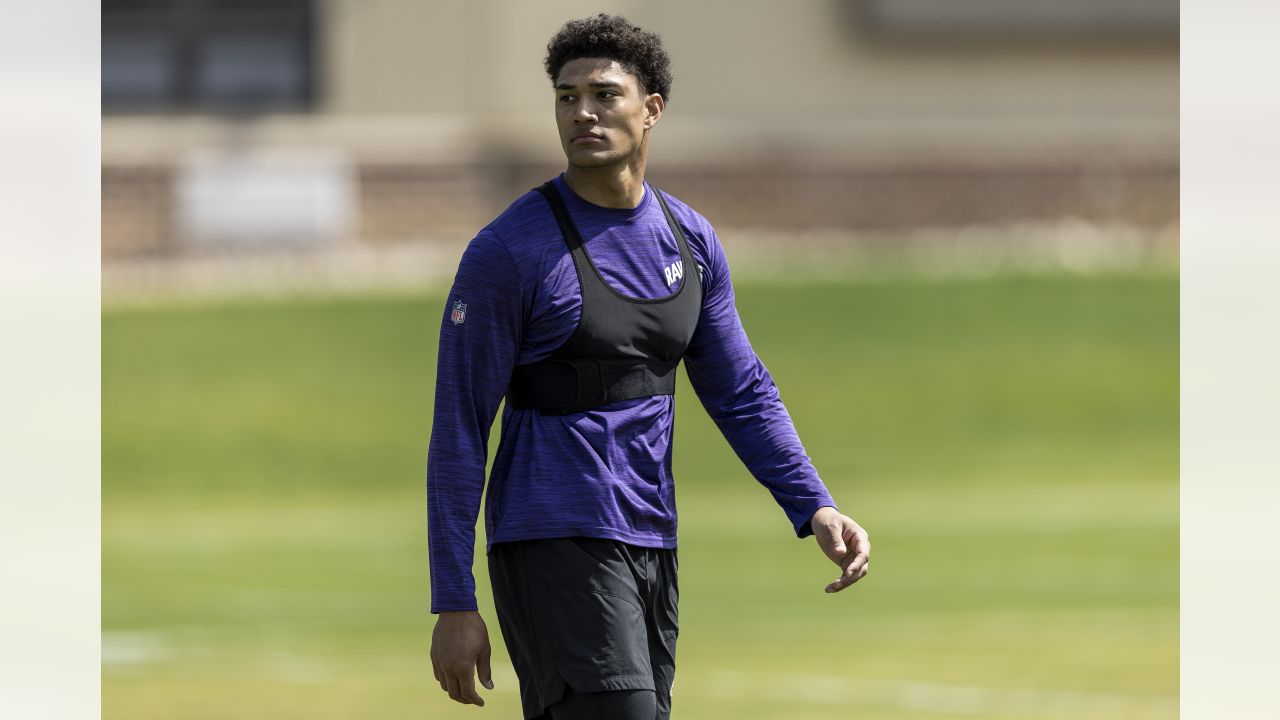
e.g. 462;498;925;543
103;157;1178;259
102;166;174;259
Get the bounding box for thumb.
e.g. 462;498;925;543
478;641;494;690
829;529;847;556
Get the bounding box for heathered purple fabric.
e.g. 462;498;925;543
427;173;837;613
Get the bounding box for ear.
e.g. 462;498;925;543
643;93;665;129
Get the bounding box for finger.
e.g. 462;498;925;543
848;530;871;563
458;670;485;706
826;560;870;593
841;547;870;576
838;530;870;569
446;673;464;703
478;640;494;690
432;659;445;690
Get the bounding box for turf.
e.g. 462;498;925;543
103;271;1178;719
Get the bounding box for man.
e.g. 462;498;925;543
428;14;870;720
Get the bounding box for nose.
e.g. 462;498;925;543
573;99;598;124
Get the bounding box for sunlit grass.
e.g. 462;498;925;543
104;271;1177;719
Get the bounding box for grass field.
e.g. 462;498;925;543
103;271;1178;719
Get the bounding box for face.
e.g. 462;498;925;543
554;57;663;168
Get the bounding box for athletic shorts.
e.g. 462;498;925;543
487;536;679;719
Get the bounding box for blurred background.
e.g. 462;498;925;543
102;1;1178;718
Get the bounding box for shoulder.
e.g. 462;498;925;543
482;186;554;248
651;186;724;269
472;186;570;281
652;187;716;239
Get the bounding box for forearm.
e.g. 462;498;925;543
426;395;494;612
427;469;485;612
696;355;838;537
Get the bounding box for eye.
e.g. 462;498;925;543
598;91;617;99
558;94;575;103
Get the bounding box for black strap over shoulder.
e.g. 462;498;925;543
504;180;701;416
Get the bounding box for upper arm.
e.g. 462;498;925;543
435;230;525;425
682;223;763;405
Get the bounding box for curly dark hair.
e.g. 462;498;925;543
544;14;673;102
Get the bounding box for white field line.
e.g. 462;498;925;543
102;630;521;689
705;670;1178;719
104;631;1176;718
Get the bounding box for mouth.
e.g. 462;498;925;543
571;132;604;145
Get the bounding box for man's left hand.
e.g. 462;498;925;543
809;506;871;593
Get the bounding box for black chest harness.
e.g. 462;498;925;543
504;181;703;416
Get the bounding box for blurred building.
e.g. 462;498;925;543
102;0;1178;262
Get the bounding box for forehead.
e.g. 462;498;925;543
555;57;638;89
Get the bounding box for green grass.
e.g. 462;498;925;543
103;271;1178;719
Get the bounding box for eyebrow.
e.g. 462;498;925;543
555;81;624;91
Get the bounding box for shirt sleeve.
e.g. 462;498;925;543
427;230;524;613
682;225;838;539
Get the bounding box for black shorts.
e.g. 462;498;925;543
487;536;679;720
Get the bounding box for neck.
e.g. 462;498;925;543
563;141;649;209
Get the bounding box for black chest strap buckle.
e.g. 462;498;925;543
506;359;679;416
506;358;603;415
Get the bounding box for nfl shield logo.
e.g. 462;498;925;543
450;300;467;325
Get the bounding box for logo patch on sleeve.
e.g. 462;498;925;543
450;300;467;325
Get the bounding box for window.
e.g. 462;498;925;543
102;0;317;112
848;0;1178;39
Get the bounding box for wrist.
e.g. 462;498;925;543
809;505;839;528
438;609;480;619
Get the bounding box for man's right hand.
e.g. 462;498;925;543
431;610;494;706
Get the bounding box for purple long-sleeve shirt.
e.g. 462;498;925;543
427;173;837;613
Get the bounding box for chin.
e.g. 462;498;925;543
565;150;622;169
